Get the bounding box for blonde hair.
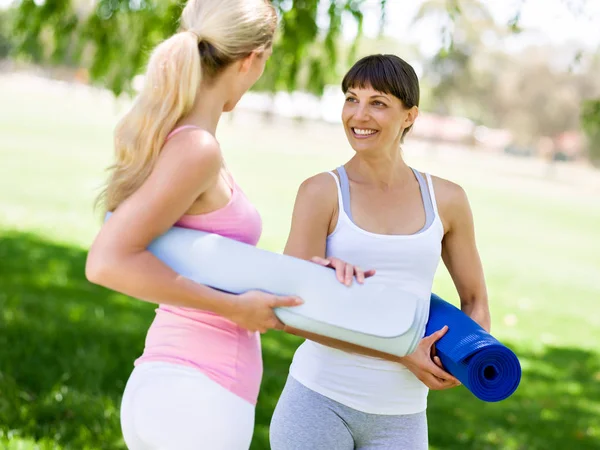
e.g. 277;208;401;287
98;0;277;212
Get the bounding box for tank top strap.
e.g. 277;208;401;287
326;171;345;217
166;125;203;141
411;168;435;228
424;173;439;215
336;166;353;221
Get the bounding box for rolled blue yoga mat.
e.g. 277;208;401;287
425;294;521;402
110;217;521;402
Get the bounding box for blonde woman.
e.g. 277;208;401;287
83;1;368;448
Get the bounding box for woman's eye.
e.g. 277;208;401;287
345;97;357;102
373;101;386;106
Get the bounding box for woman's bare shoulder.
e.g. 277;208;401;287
160;128;222;176
297;171;339;201
428;174;469;208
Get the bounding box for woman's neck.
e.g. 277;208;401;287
346;149;412;189
178;81;227;136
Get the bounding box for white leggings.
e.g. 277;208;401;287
120;362;255;450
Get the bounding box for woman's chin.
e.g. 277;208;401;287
349;140;378;153
223;102;236;113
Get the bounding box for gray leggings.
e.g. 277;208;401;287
269;377;428;450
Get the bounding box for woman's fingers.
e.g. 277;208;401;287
310;256;344;283
423;370;460;390
424;326;449;348
311;256;376;286
423;357;457;383
310;256;331;266
355;266;365;284
334;261;346;283
344;263;354;286
431;342;438;358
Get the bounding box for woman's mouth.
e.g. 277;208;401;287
351;127;379;139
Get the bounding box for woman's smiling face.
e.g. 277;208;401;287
342;85;416;154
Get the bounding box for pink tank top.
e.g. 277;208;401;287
135;126;264;405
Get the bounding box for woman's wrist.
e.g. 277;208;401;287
209;291;239;318
187;280;240;318
394;354;413;366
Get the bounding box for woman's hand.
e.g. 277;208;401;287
311;256;376;286
225;290;303;333
400;326;461;390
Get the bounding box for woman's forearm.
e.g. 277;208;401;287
86;248;237;316
283;326;404;363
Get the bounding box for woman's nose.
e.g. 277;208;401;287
353;104;370;121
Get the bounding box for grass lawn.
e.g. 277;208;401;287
1;73;599;449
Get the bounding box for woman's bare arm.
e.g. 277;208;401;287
86;130;241;316
437;178;491;332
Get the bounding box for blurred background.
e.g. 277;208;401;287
1;0;599;449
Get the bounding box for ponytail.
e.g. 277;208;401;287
99;31;201;212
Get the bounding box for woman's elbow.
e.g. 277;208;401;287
85;248;116;287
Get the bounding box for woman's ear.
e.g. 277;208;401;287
404;106;419;128
238;51;259;74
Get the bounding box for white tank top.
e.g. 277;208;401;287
289;167;444;415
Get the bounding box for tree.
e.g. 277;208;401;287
0;8;15;60
10;0;383;96
581;99;600;166
9;0;596;97
412;0;500;116
432;44;600;144
8;0;600;155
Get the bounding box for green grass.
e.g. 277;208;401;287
1;74;599;449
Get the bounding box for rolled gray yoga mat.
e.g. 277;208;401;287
147;225;426;357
